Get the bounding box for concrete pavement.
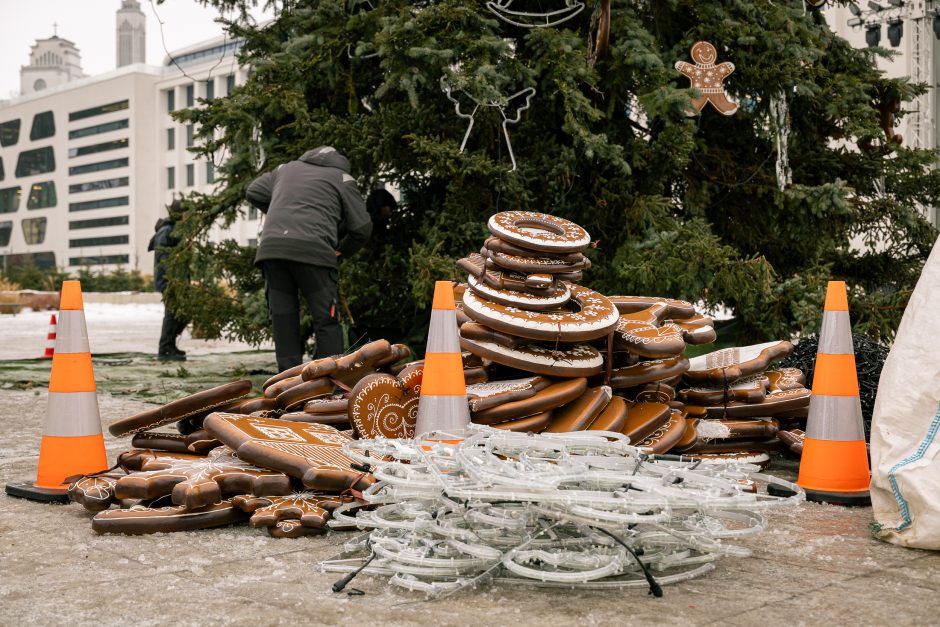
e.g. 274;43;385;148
1;387;938;626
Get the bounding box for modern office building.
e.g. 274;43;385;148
0;5;255;275
826;0;939;225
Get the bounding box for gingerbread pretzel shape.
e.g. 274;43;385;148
675;41;738;116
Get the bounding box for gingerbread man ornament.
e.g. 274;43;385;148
675;41;737;116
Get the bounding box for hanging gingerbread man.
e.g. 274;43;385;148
675;41;738;116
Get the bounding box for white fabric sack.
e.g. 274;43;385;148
870;235;940;549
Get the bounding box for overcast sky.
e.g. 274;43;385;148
0;0;268;99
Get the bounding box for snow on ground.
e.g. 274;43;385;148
0;303;271;360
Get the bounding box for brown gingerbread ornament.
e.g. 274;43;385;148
203;414;373;492
232;492;351;538
113;446;293;510
675;41;738;116
92;499;249;535
349;365;423;439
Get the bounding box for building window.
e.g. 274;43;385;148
69;119;129;140
69;157;128;176
185;84;194;107
15;147;56;177
69;176;129;194
0;119;21;147
166;88;175;112
206;161;215;184
22;217;47;244
226;74;236;95
0;187;20;213
69;100;129;122
29;111;56;141
69;215;129;230
0;221;11;246
167;128;175;150
186;163;195;187
68;138;128;158
167;167;175;189
0;156;4;181
70;254;129;266
69;234;129;248
247;238;258;247
186;124;194;147
206;79;215;100
248;205;258;220
27;181;56;209
33;79;47;91
69;196;129;212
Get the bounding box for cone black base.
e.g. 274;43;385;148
804;488;871;506
5;481;70;503
767;484;798;498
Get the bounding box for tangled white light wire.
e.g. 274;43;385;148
321;425;803;597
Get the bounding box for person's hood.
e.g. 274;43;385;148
298;146;351;173
154;217;174;231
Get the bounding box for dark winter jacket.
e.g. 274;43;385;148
148;217;177;293
247;147;372;269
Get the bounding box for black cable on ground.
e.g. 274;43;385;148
595;528;663;597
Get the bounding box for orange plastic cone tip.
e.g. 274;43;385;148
421;352;467;396
811;353;860;396
49;353;97;393
797;438;870;493
34;434;107;489
823;281;848;312
59;280;84;311
431;281;456;311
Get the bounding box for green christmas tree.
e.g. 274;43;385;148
167;0;939;352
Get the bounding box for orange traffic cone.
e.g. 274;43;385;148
6;281;108;503
797;281;871;505
40;313;57;359
414;281;471;436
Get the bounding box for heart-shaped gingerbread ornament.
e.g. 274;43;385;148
349;366;423;439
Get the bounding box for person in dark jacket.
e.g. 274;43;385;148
148;199;188;361
247;146;372;371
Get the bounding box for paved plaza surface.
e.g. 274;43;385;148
1;356;939;625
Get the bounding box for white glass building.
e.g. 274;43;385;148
0;26;255;275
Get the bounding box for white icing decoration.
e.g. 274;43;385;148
687;341;784;372
466;378;538;398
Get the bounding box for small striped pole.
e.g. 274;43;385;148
6;281;108;503
797;281;871;505
41;313;57;359
414;281;471;437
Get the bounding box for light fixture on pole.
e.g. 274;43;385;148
887;18;903;46
866;23;882;46
849;1;863;15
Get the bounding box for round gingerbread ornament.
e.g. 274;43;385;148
349;366;423;439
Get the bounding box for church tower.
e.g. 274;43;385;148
116;0;146;67
20;30;86;96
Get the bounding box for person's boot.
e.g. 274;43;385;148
158;348;186;361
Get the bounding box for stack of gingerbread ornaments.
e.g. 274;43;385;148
66;210;814;537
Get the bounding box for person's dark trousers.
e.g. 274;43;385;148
263;259;344;371
158;295;189;355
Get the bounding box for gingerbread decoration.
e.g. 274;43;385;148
233;492;351;538
349;365;423;439
68;449;206;512
92;499;249;535
203;414;373;492
675;41;738;116
113;446;293;510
